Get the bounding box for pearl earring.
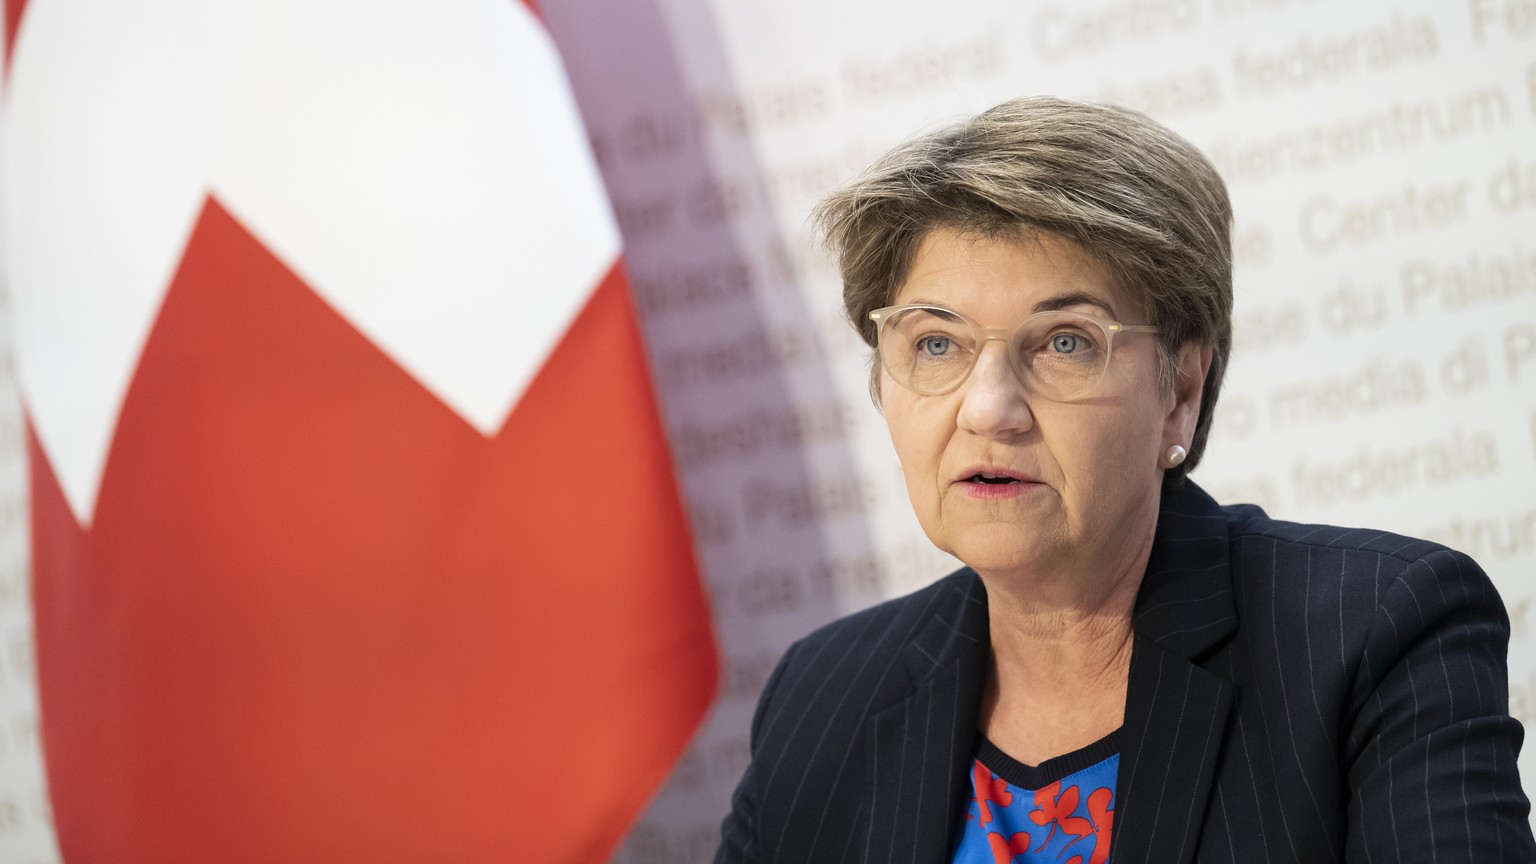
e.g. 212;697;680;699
1165;444;1187;467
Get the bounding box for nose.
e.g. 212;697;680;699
956;340;1034;440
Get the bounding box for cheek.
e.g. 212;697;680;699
882;401;949;500
884;410;925;474
1054;404;1163;490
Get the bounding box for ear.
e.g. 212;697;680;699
1163;341;1212;449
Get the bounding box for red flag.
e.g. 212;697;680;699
4;2;716;861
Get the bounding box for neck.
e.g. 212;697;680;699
980;512;1153;661
975;523;1154;764
982;537;1145;691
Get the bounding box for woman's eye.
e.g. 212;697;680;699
1049;332;1083;353
917;336;952;356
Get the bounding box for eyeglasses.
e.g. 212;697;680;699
869;304;1159;401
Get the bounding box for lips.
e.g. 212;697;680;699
955;466;1036;485
969;472;1017;484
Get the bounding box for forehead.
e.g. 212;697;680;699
894;228;1131;319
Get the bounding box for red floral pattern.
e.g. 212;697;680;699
956;754;1117;863
974;760;1015;826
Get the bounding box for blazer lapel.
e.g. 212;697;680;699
1111;634;1234;864
1111;482;1240;864
865;574;989;864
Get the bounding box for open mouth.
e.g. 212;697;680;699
966;473;1021;485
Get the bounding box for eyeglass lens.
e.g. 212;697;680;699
877;308;1110;400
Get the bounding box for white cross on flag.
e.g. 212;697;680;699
1;0;718;860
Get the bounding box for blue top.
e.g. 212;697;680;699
952;732;1118;864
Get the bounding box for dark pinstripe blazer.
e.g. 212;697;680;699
716;481;1535;863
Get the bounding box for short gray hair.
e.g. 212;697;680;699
813;95;1233;483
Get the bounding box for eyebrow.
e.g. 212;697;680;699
1031;291;1116;315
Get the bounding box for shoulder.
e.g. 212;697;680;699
1197;493;1511;683
1170;479;1456;565
1161;476;1486;590
745;569;981;746
1156;481;1506;657
1217;498;1494;601
766;568;979;702
1223;501;1453;563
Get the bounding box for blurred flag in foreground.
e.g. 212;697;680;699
2;1;717;861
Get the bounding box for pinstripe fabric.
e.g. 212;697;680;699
715;482;1535;863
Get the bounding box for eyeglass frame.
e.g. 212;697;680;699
867;303;1161;401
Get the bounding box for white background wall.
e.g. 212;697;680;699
0;0;1532;861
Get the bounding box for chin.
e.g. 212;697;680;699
942;527;1061;578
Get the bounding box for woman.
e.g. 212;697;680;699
714;97;1534;863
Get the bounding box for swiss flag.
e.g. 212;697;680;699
2;2;717;862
